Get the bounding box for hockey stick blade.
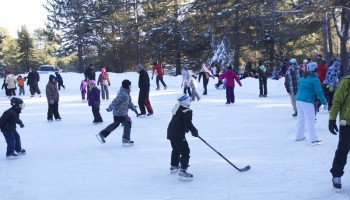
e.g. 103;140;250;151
238;165;251;172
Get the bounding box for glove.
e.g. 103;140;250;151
49;99;55;105
151;76;153;80
19;123;24;128
108;82;110;86
329;120;339;135
324;104;328;111
191;130;199;137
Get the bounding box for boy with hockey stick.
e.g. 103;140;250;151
0;97;26;160
167;94;199;181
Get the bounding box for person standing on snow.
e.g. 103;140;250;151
258;61;268;97
295;62;326;145
46;74;62;122
181;67;192;97
167;94;198;181
5;70;17;97
187;74;200;101
17;75;26;96
0;97;26;160
97;67;110;100
27;67;41;97
198;63;215;95
136;64;153;116
323;60;341;111
84;63;96;100
151;62;167;90
88;80;103;124
284;58;303;117
55;71;65;90
328;74;350;191
96;80;140;146
219;65;242;104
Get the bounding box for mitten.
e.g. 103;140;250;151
191;130;199;137
329;120;339;135
20;123;24;128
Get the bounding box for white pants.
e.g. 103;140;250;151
296;101;318;142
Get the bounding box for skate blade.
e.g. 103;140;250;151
122;143;134;147
178;176;193;181
170;169;179;174
95;134;104;144
334;188;341;192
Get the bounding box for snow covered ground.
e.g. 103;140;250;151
0;71;347;200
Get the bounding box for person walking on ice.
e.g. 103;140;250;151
96;79;140;146
167;94;199;181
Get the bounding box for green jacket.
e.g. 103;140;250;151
329;75;350;124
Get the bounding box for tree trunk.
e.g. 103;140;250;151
233;0;240;70
321;14;329;67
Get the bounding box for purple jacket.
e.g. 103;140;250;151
219;69;242;87
89;87;101;106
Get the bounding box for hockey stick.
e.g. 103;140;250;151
198;136;250;172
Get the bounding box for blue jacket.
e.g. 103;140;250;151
296;74;326;104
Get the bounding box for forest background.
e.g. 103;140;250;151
0;0;349;76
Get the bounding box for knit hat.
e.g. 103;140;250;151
307;62;318;72
49;74;56;81
89;80;95;85
101;67;106;72
177;94;191;107
332;61;341;68
136;64;144;72
6;70;11;75
122;79;131;89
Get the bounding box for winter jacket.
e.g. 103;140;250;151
219;68;242;87
5;74;17;89
97;72;110;86
84;67;96;80
0;107;22;132
181;69;190;86
80;80;88;92
17;76;25;87
323;66;339;88
138;69;150;91
46;80;59;102
55;73;63;84
187;75;198;89
89;87;101;107
152;64;163;76
329;75;350;125
296;74;326;104
27;71;39;85
198;66;214;81
317;62;327;84
167;104;198;140
284;65;303;95
258;65;267;80
107;87;137;117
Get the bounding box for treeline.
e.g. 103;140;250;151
0;0;349;75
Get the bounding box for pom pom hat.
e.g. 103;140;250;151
177;94;191;107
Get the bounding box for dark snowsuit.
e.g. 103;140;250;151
167;104;198;169
84;66;96;100
89;87;103;123
46;78;61;120
138;69;153;115
27;71;41;96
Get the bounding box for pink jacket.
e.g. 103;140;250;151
219;69;242;87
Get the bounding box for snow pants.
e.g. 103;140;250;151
170;137;190;169
100;115;131;140
2;130;22;156
330;125;350;177
296;101;318;142
138;89;153;115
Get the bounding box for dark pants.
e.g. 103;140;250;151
202;78;209;95
183;86;192;97
100;115;131;140
19;86;25;95
156;75;167;89
2;130;22;156
47;101;61;120
57;82;65;90
92;105;103;122
138;89;153;115
259;78;267;96
29;82;41;96
330;125;350;177
170;137;190;169
225;86;235;103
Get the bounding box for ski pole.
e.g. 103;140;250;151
198;136;250;172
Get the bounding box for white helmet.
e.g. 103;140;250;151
289;58;297;65
307;62;318;72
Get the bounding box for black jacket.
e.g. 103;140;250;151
27;71;40;85
167;104;197;140
138;69;150;91
0;107;22;132
84;67;96;80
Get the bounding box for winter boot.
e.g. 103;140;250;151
6;153;19;160
311;140;323;145
170;165;180;174
332;177;342;191
179;168;193;181
292;111;298;117
17;149;26;155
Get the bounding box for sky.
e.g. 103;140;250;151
0;0;48;37
0;71;348;200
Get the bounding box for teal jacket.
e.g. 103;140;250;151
329;75;350;124
296;74;326;104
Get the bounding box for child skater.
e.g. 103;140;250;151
17;75;25;95
88;80;103;124
167;94;199;181
219;65;242;104
96;79;140;146
188;75;201;101
0;97;26;160
80;79;88;101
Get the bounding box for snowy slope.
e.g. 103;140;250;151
0;72;346;200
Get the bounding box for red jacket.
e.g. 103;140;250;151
152;64;163;76
317;62;327;84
